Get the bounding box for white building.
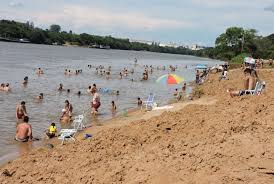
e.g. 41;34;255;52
129;39;154;45
191;44;205;51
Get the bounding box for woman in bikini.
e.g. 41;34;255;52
16;101;28;121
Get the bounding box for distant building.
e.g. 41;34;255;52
191;44;205;51
159;42;179;48
129;39;154;45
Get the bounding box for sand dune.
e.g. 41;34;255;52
1;69;274;184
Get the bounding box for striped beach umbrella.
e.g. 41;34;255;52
156;74;184;85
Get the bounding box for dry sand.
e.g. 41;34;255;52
1;68;274;184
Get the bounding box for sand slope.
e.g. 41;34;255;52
1;69;274;184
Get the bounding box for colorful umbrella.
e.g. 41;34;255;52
156;74;184;85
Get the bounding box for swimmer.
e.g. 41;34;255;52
119;72;123;79
77;91;81;96
116;90;120;96
64;69;68;75
91;84;97;94
37;68;44;75
87;86;92;94
22;76;28;85
58;83;64;91
67;89;70;93
34;93;43;100
0;83;4;91
106;71;110;79
3;83;11;91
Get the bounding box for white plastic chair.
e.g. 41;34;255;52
73;114;85;131
244;81;265;95
58;129;77;145
143;93;155;110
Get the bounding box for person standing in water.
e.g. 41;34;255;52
137;97;143;106
111;101;117;111
60;100;73;121
91;92;101;115
16;101;28;121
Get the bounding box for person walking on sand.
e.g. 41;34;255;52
16;101;28;121
15;116;32;142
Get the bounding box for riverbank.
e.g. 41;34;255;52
1;68;274;183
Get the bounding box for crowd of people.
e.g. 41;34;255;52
4;60;192;143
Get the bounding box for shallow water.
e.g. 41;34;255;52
0;42;221;163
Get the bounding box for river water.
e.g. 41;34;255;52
0;42;221;163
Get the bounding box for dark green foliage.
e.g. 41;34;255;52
0;19;193;55
196;27;274;61
50;24;61;33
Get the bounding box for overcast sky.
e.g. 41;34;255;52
1;0;274;46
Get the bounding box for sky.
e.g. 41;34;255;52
0;0;274;46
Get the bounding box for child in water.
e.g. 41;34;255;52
46;122;57;139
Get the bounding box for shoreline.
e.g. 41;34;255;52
0;94;202;167
2;68;273;183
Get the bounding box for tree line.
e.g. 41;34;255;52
194;27;274;63
1;20;274;62
0;20;193;55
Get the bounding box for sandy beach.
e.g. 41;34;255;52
1;68;274;184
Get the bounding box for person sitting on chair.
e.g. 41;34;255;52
227;68;256;97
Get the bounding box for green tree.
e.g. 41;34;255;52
50;24;61;33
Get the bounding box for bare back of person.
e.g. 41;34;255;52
16;123;32;142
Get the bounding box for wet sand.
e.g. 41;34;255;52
1;68;274;184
